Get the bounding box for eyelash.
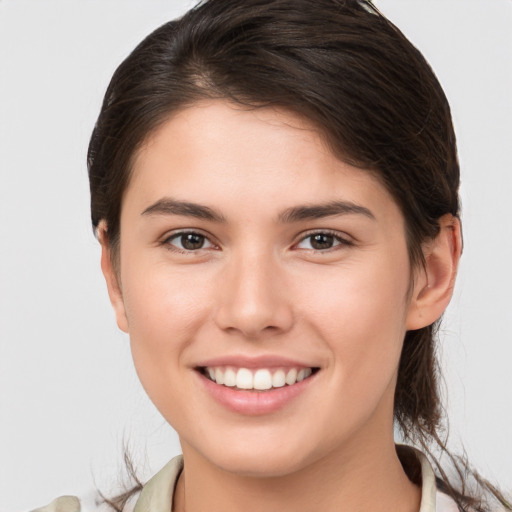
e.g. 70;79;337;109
162;230;217;254
294;229;354;252
161;229;353;255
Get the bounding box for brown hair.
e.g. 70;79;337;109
88;1;510;510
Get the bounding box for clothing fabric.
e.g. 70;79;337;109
32;446;459;512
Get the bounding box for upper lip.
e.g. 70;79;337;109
195;354;319;369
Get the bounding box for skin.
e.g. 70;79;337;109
100;100;461;512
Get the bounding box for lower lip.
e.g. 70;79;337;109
197;370;317;415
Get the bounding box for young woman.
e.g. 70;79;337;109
34;0;510;511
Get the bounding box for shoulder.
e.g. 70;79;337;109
30;496;81;512
32;456;183;512
30;490;115;512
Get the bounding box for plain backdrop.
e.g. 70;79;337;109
0;1;511;510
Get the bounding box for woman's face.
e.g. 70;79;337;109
108;100;418;476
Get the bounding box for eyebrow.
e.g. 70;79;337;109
141;198;375;223
278;201;375;223
141;198;226;222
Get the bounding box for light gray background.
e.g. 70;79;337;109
0;1;511;510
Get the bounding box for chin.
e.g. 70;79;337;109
193;431;324;478
212;452;310;478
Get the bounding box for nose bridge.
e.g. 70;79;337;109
214;245;293;338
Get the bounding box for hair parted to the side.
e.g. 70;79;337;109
87;0;511;510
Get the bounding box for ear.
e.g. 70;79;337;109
406;214;462;330
98;221;129;333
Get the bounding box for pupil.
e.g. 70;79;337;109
311;234;333;250
182;233;204;250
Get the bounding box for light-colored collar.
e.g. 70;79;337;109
133;455;183;512
415;447;438;511
133;446;444;512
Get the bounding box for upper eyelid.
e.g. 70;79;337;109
294;229;353;244
162;228;215;242
161;230;219;252
159;228;353;248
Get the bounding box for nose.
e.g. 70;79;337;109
213;251;294;339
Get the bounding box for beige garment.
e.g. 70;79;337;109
32;446;459;512
31;496;80;512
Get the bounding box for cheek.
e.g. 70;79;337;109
122;255;215;334
295;254;411;398
299;254;410;336
119;262;214;402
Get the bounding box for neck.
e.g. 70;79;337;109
174;433;421;512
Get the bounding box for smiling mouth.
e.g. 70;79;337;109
198;366;319;391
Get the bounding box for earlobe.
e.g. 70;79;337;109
406;214;462;331
98;222;129;333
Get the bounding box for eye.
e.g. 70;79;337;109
164;231;216;252
295;231;352;251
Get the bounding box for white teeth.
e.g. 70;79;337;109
236;368;253;389
296;368;312;382
285;368;297;385
272;370;286;388
224;367;237;387
205;366;315;390
253;369;272;390
215;367;224;385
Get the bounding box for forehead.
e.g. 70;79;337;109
126;100;401;224
134;101;335;181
